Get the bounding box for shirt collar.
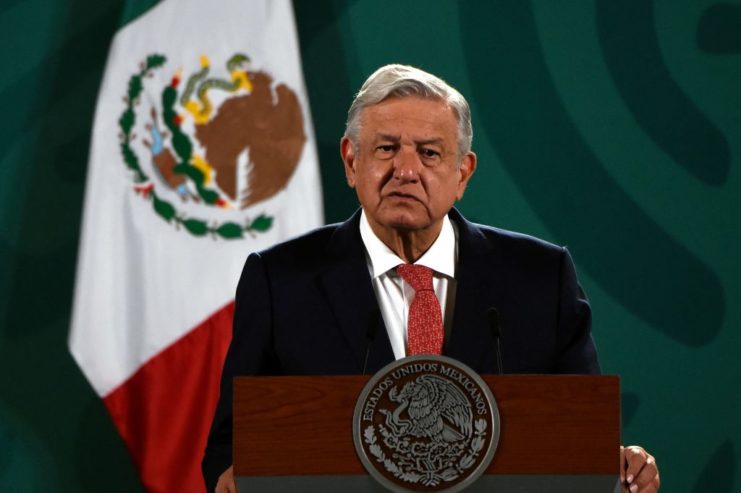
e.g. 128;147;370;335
359;209;457;279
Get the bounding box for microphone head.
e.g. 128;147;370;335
488;307;501;339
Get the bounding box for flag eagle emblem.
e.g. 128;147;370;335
118;53;307;239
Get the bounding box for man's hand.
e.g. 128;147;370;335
215;465;237;493
621;445;660;492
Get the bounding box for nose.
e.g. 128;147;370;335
393;146;421;182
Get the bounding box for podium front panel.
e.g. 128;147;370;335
233;375;620;487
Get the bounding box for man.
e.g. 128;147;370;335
203;64;660;492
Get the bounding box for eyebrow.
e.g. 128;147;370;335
373;133;400;143
373;133;444;147
415;138;444;147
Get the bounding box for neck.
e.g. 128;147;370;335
370;221;443;264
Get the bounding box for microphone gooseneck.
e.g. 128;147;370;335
488;307;503;375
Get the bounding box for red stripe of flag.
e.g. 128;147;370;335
104;302;234;492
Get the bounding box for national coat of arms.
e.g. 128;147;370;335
353;356;500;493
117;53;307;239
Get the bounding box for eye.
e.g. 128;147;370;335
374;144;397;158
419;147;441;160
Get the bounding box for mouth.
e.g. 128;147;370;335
386;191;420;202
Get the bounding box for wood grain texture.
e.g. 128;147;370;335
233;375;619;476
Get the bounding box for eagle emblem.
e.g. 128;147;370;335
381;375;472;443
117;53;307;239
354;356;499;493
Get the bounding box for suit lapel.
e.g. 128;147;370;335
445;209;506;372
318;210;395;374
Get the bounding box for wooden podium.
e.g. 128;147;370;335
234;375;620;492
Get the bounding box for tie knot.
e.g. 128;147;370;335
396;264;434;291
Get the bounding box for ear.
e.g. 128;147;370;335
455;151;477;200
340;137;358;188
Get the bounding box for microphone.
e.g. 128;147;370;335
488;307;503;374
362;309;380;375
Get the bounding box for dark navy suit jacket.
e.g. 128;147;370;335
202;208;600;489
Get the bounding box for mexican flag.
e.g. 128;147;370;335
68;0;323;491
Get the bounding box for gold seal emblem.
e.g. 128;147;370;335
353;355;500;492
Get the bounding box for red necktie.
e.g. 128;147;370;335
396;264;444;355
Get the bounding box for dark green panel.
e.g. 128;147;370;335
459;0;724;347
691;440;737;493
596;0;730;186
697;3;741;54
0;0;148;491
293;0;361;223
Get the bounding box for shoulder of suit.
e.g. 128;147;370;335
455;211;566;256
244;220;358;281
479;223;564;251
462;221;572;279
259;222;342;258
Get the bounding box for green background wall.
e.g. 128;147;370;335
1;0;739;491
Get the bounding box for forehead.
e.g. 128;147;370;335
359;97;458;141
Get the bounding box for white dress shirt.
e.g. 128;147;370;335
359;210;458;359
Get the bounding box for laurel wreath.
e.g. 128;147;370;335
117;53;273;240
364;419;488;487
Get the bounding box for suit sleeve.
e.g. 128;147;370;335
555;248;601;374
202;252;279;491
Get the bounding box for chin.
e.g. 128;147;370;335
381;214;430;232
369;203;434;232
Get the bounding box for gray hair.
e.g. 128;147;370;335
344;64;473;158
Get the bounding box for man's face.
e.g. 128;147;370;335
341;97;476;239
